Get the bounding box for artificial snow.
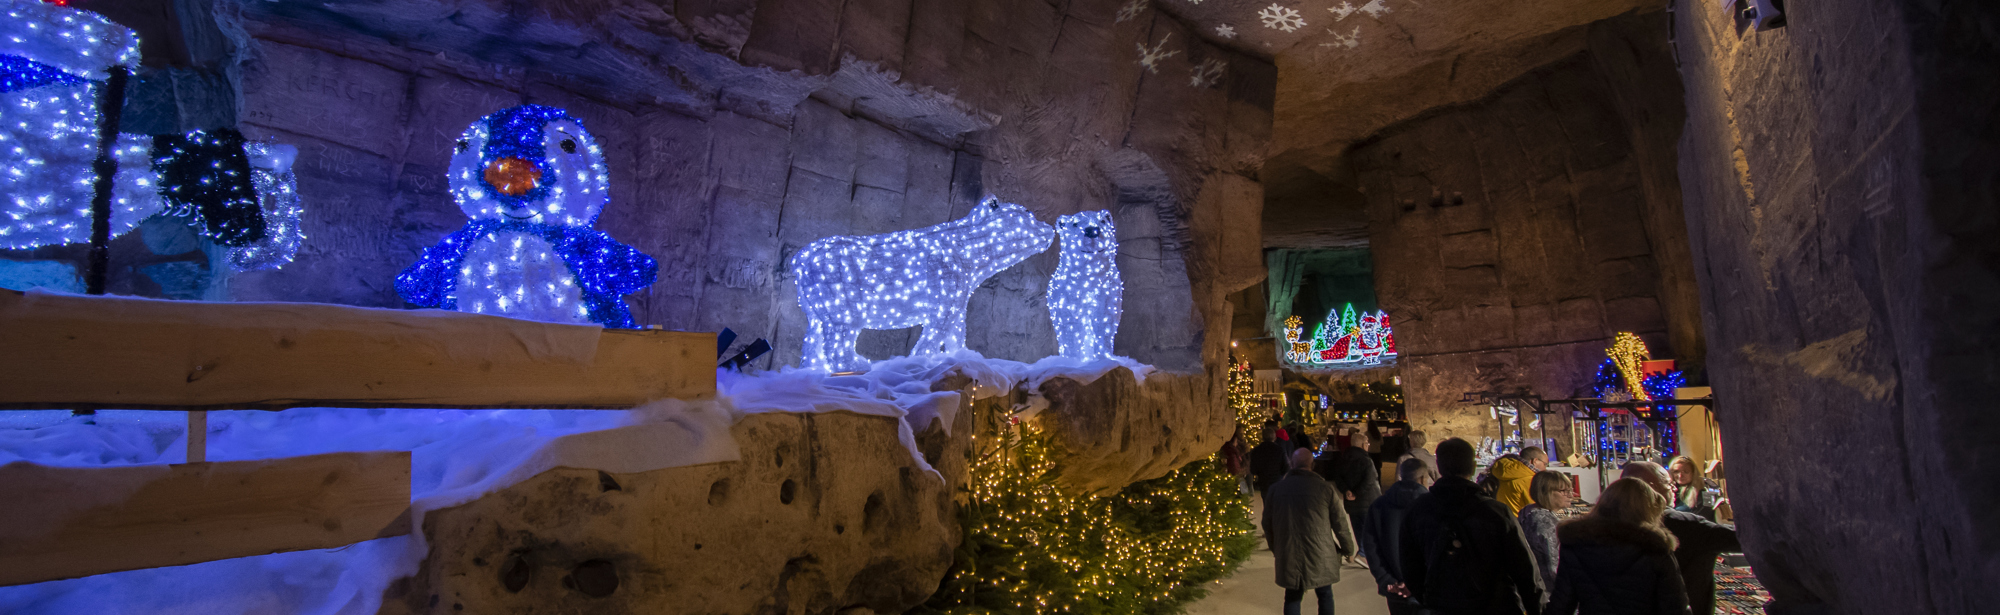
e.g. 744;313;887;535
0;350;1150;614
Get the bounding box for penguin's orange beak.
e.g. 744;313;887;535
484;157;541;196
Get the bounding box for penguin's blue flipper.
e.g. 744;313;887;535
557;228;658;329
395;220;496;310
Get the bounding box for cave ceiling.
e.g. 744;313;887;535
1153;0;1654;249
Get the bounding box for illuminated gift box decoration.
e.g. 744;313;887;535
1049;210;1122;361
1;0;306;271
0;0;156;249
396;104;657;328
791;196;1055;372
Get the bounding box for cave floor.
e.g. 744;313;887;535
1184;494;1391;615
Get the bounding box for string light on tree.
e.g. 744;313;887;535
397;104;657;328
923;413;1254;614
1049;210;1122;361
791;196;1054;372
1230;355;1262;446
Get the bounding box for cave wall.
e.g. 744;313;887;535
10;0;1274;374
1346;12;1697;448
399;409;968;615
1672;0;2000;612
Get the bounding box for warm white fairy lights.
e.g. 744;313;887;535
0;0;155;249
1049;210;1123;361
396;104;656;328
791;196;1055;372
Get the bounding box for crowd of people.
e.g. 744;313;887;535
1222;420;1739;615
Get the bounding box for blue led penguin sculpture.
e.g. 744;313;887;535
396;105;657;328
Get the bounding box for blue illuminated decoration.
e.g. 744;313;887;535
1587;333;1687;457
397;104;656;328
0;0;155;250
791;196;1055;372
1049;210;1122;361
228;140;304;271
0;54;85;93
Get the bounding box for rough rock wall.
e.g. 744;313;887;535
1036;369;1233;494
1347;18;1693;446
1260;0;1655;249
1672;0;2000;612
394;408;970;615
393;365;1236;614
210;0;1272;373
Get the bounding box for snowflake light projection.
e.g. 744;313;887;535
397;104;658;328
1117;0;1147;23
1283;303;1397;366
1322;26;1362;49
1332;0;1391;21
1189;58;1226;88
1215;24;1237;38
0;0;156;249
791;196;1055;372
1137;34;1179;74
1049;210;1122;361
1258;4;1306;32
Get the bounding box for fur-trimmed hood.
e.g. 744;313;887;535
1557;514;1678;554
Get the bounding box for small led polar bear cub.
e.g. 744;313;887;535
1049;210;1123;360
396;104;658;328
792;196;1055;372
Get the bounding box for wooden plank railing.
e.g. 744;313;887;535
0;452;412;586
0;289;720;586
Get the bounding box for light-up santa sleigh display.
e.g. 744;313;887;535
1284;303;1397;366
396;105;658;329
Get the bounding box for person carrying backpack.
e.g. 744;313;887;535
1400;438;1545;615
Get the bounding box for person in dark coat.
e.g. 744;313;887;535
1545;478;1689;615
1250;422;1294;498
1362;457;1435;615
1623;461;1740;615
1378;425;1412;463
1324;430;1384;543
1400;438;1545;615
1265;448;1360;615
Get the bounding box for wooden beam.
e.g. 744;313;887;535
0;289;715;410
0;451;412;586
186;411;206;463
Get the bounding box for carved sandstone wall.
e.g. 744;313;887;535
1344;12;1698;445
1672;0;2000;611
214;0;1272;373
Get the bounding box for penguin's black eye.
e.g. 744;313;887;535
560;139;577;154
455;139;469;153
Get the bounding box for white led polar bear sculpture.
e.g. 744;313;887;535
792;196;1055;372
1049;210;1123;360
